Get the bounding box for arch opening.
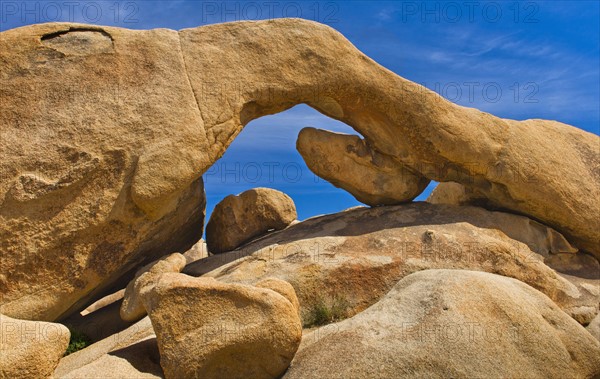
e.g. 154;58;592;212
202;104;438;238
203;105;361;225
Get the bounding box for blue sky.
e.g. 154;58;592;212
2;1;599;224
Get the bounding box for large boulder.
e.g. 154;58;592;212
2;18;598;321
120;253;187;322
0;23;206;321
0;314;70;379
205;188;297;254
186;203;598;325
142;273;302;379
296;127;429;205
284;270;600;379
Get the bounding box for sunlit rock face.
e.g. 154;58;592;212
0;24;207;321
284;270;600;379
191;203;597;326
296;127;430;206
205;187;297;254
1;18;598;322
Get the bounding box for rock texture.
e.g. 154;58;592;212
81;289;125;317
428;182;600;273
2;18;598;320
120;253;187;322
186;203;597;325
0;314;70;379
142;273;302;379
255;277;301;316
587;313;600;342
59;336;162;379
53;316;162;378
206;188;297;254
179;19;599;256
427;182;476;206
0;22;207;321
182;239;209;264
296;127;430;205
284;270;600;379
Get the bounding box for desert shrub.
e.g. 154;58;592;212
64;328;92;356
304;295;350;328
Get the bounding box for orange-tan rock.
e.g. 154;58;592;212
179;19;599;256
120;253;187;322
296;127;429;206
0;314;70;379
0;23;206;321
205;188;297;254
188;203;597;325
284;270;600;379
142;274;302;379
1;18;598;323
53;316;161;379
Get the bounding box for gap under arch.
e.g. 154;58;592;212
202;104;438;235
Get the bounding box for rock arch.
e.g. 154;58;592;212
1;18;597;321
137;18;598;254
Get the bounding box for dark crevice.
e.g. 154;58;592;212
41;27;114;42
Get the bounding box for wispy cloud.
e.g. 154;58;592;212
376;7;396;22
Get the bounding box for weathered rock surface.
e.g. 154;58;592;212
428;182;600;278
296;127;430;205
284;270;600;379
2;18;598;320
120;253;187;322
81;289;125;317
206;188;297;254
587;313;600;342
255;277;301;316
186;203;598;324
0;23;207;321
426;191;578;259
142;273;302;379
59;336;162;379
53;316;162;378
0;314;70;379
182;239;209;264
179;19;599;256
545;253;600;278
427;181;476;206
544;255;600;324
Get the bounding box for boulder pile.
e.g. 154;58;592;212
0;18;598;379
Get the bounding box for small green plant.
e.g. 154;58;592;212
64;328;92;356
304;295;350;328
